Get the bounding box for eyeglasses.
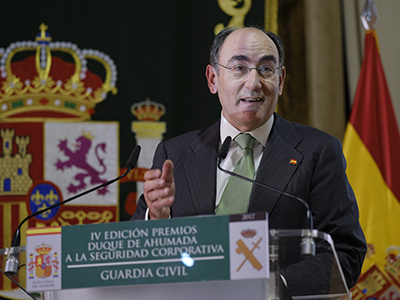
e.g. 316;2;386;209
216;62;282;80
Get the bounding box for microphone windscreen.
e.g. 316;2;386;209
218;136;232;159
126;145;141;170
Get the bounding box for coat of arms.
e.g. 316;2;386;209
28;243;59;279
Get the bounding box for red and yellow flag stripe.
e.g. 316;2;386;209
343;31;400;277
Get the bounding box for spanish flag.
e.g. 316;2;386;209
343;30;400;296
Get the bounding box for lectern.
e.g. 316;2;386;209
1;213;350;300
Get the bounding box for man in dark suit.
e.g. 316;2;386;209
131;26;366;294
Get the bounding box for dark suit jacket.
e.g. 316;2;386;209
131;113;366;292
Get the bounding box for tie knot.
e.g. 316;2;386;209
235;133;254;150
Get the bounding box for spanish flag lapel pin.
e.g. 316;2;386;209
290;159;298;166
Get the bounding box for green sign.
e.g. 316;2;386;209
62;215;230;289
26;212;268;292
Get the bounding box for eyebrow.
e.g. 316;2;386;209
228;54;277;65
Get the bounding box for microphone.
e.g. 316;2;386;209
218;137;315;257
4;145;141;276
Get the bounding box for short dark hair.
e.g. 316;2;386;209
209;26;285;72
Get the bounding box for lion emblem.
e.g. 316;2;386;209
55;133;108;195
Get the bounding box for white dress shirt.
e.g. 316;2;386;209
216;113;274;209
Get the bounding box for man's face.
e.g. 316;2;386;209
206;28;286;132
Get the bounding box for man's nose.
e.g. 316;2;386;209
244;68;262;89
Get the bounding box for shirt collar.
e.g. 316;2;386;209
220;112;274;147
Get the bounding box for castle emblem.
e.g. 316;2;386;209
0;128;33;195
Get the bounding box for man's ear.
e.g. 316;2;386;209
278;66;286;96
206;64;218;94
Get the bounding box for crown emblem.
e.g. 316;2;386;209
241;229;257;238
131;98;166;121
82;129;96;141
0;23;118;120
35;242;52;256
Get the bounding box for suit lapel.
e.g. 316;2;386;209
177;115;304;216
248;114;303;214
183;121;220;215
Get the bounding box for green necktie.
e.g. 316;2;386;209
216;133;255;215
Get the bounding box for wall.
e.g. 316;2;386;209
343;0;400;127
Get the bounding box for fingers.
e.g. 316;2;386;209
143;160;175;220
161;159;174;183
149;195;174;220
144;168;161;181
144;178;171;203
